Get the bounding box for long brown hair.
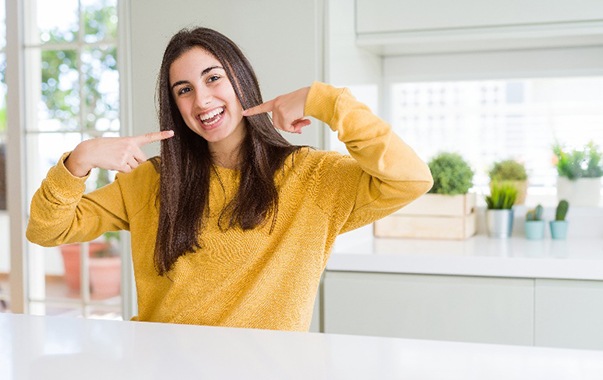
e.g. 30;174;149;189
154;27;300;275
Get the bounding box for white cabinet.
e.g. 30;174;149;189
354;0;603;55
535;279;603;350
323;271;603;350
356;0;603;34
323;271;534;345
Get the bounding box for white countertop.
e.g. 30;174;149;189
328;234;603;280
1;313;603;380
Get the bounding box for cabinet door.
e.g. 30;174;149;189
324;271;534;345
535;279;603;350
356;0;603;34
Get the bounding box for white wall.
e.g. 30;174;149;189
326;0;381;87
128;0;326;155
326;0;383;138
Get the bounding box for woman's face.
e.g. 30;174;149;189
169;47;245;154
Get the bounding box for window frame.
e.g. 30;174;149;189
5;0;134;317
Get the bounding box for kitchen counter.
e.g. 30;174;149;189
328;234;603;280
1;313;602;380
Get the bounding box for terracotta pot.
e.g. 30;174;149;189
90;256;121;298
0;144;6;210
60;243;121;297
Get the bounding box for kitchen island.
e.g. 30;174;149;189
1;313;602;380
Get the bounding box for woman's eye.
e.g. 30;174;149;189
207;75;221;83
177;87;191;96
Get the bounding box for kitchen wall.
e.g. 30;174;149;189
128;0;326;156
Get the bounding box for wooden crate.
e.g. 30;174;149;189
374;193;477;240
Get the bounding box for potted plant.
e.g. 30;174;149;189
428;152;475;196
553;141;602;207
374;152;476;239
550;199;569;240
524;204;545;240
485;181;518;238
488;159;528;205
60;168;121;298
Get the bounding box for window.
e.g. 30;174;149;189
390;77;603;198
24;0;121;318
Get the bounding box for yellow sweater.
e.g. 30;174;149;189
27;82;432;331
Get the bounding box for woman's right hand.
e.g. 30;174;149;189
64;130;174;177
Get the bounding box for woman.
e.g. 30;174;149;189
27;27;433;331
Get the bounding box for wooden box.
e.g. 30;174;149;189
374;193;477;240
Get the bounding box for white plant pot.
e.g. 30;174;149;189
556;177;601;207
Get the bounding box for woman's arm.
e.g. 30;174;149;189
243;82;433;232
26;131;173;246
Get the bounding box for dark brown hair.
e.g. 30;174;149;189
154;27;300;275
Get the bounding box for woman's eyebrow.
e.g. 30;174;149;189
171;80;189;90
171;66;225;90
201;65;224;76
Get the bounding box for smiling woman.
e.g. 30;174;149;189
26;26;433;331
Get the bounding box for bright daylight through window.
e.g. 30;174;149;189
390;77;603;202
22;0;120;318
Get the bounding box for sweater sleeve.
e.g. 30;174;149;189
26;152;130;247
304;82;433;233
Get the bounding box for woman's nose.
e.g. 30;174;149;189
195;91;212;108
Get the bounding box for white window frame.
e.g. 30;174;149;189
6;0;135;318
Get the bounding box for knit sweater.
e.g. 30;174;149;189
26;82;433;331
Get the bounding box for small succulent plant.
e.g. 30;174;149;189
485;182;518;210
526;204;544;221
555;199;569;221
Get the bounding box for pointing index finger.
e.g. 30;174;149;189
242;99;275;117
135;130;175;146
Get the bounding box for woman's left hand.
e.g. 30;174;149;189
242;87;311;134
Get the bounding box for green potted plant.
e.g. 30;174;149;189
524;204;545;240
553;141;602;206
485;181;518;238
488;159;528;205
428;152;474;195
550;199;569;240
60;168;121;298
374;152;476;239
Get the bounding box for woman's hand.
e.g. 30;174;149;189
65;130;175;177
242;86;311;134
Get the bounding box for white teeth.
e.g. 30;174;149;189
200;107;224;121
